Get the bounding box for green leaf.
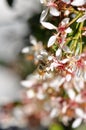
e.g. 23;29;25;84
49;123;64;130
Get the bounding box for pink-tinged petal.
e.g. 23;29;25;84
56;48;62;59
62;45;72;53
48;35;57;47
50;7;60;16
40;9;49;22
77;14;86;22
72;118;82;128
71;0;86;6
41;22;57;30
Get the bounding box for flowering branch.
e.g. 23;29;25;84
20;0;86;129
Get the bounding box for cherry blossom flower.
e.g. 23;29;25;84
47;18;72;47
40;0;60;17
40;0;60;30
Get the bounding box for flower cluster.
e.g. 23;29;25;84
20;0;86;128
21;50;86;128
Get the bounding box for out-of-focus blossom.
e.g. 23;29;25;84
22;35;44;64
21;49;86;127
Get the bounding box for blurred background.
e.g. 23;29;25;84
0;0;42;129
0;0;86;130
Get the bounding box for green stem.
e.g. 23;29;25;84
79;21;84;32
79;22;84;53
67;13;82;27
70;22;84;54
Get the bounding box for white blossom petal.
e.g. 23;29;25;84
48;56;54;61
60;58;69;64
40;8;49;22
71;0;86;6
50;108;58;118
61;18;70;26
72;118;82;128
22;47;29;53
27;90;35;98
75;94;82;103
62;0;71;4
65;27;72;33
77;14;86;23
40;50;48;56
36;92;45;100
62;45;72;53
37;55;43;60
48;35;57;47
50;7;60;16
21;80;36;88
82;31;86;36
30;35;37;45
64;10;70;16
41;22;57;30
67;89;76;100
56;48;62;59
50;62;58;71
66;74;71;81
75;108;84;118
